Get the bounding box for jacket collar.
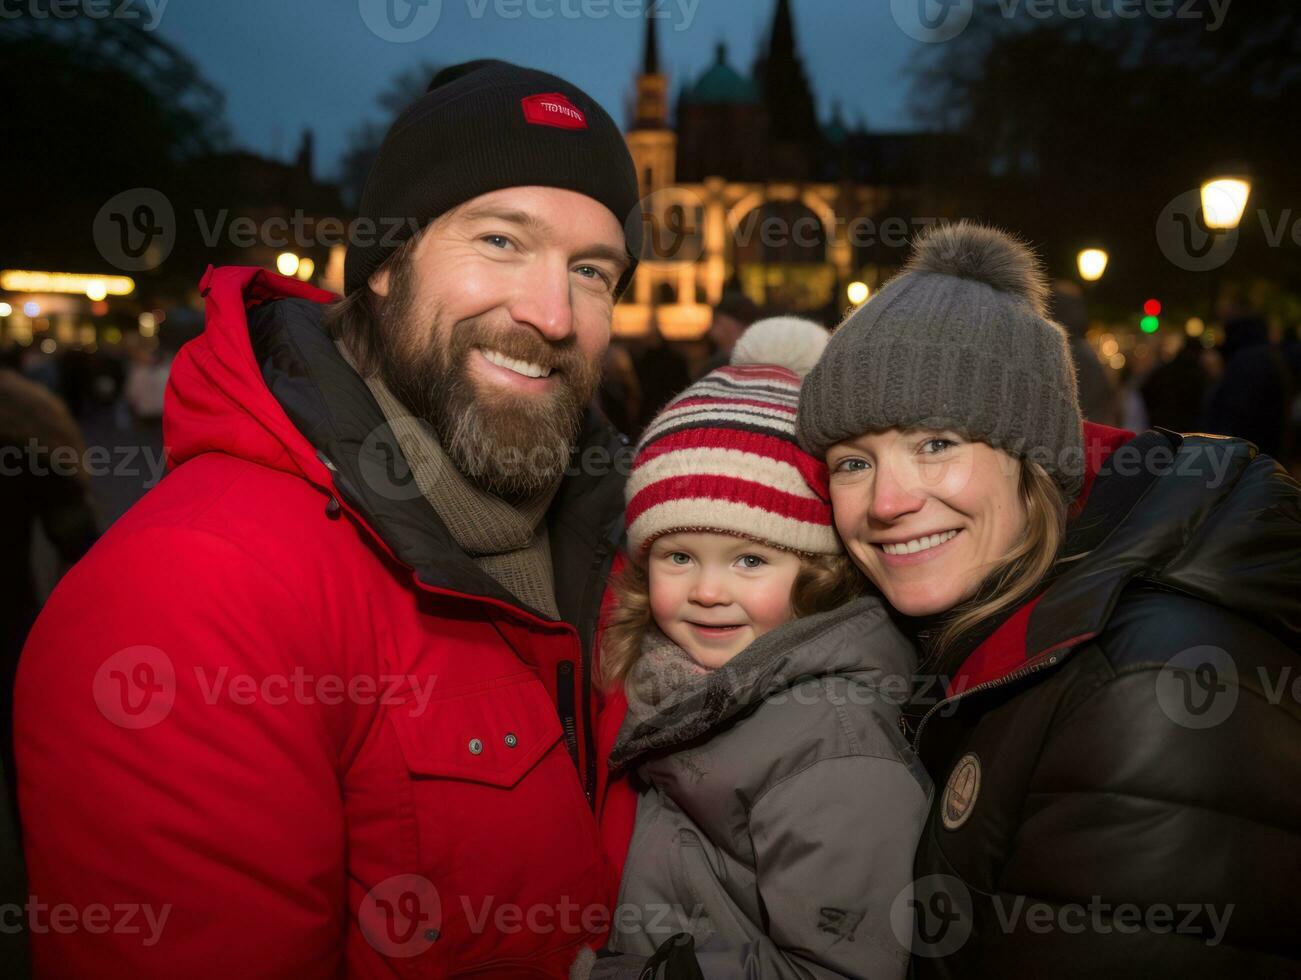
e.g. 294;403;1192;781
941;424;1295;698
610;594;913;771
177;265;627;627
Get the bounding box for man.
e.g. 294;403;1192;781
16;60;642;978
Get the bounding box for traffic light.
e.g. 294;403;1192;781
1140;298;1160;333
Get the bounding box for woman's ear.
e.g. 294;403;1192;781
368;266;391;298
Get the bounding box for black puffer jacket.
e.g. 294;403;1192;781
906;427;1301;979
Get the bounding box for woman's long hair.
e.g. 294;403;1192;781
928;459;1069;662
598;549;865;690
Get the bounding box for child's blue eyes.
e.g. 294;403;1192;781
662;553;768;569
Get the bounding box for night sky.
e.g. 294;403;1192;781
150;0;923;179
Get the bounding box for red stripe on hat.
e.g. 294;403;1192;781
635;428;829;499
713;364;801;383
667;395;797;415
626;474;833;529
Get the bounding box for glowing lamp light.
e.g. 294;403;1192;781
1200;177;1251;230
295;257;316;282
1185;317;1205;338
276;252;301;277
23;301;40;317
1077;248;1108;282
0;302;11;317
847;281;870;305
1;270;134;296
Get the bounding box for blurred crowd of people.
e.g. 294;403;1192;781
0;340;173;795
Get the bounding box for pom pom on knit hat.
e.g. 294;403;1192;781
797;220;1085;497
730;316;831;378
624;325;840;557
902;220;1050;317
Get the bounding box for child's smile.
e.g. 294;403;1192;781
647;531;804;669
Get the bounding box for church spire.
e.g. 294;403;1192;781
643;0;660;75
632;0;669;130
768;0;796;60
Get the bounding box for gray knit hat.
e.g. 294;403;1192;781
797;221;1085;497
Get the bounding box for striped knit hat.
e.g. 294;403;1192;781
624;317;840;557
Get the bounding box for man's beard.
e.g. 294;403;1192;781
373;273;602;503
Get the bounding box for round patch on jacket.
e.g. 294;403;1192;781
941;752;981;831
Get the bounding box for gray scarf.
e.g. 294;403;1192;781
337;340;562;619
623;626;711;728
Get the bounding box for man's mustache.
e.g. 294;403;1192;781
451;318;583;376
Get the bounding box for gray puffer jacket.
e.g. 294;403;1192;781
599;595;932;979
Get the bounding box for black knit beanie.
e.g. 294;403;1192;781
344;59;642;297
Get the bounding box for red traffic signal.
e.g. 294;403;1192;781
1143;298;1162;317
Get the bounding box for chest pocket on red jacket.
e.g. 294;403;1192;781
389;671;563;787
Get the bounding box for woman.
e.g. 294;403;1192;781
796;221;1301;978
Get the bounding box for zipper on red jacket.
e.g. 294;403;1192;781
556;661;582;775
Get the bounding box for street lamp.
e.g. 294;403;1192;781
847;281;870;305
277;252;301;277
1077;248;1108;282
1200;177;1251;230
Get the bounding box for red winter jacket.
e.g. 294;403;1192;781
15;267;636;978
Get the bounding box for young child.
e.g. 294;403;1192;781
575;319;932;980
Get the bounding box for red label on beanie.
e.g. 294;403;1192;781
520;93;587;130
